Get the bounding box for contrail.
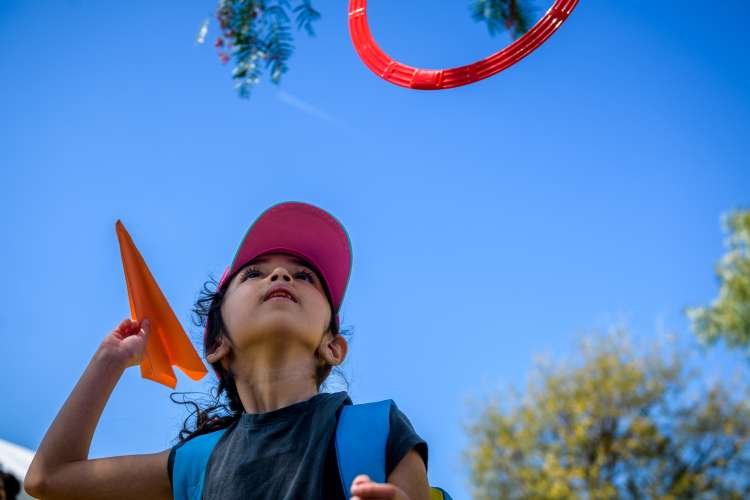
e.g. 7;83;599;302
276;90;347;129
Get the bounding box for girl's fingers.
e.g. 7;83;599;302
115;318;131;332
132;319;150;340
124;318;149;333
112;318;149;341
112;319;134;340
350;479;397;499
352;475;371;486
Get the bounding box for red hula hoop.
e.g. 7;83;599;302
348;0;580;90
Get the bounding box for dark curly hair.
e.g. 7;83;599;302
171;263;349;444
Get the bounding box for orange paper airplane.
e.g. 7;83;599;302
115;220;208;388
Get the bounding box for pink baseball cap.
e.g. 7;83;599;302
204;201;352;344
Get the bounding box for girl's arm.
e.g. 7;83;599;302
350;449;431;500
387;449;431;500
24;319;173;500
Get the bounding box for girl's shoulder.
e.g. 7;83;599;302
339;397;428;475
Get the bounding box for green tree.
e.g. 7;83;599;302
465;330;750;499
198;0;538;97
687;209;750;357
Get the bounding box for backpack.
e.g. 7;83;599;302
171;399;452;500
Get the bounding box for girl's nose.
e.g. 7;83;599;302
270;267;292;282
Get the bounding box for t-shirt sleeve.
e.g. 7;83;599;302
385;402;428;478
167;443;180;491
167;438;192;493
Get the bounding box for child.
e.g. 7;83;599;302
24;201;431;500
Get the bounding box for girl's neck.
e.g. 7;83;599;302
231;350;319;414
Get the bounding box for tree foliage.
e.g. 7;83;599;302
201;0;321;98
199;0;537;97
470;0;537;40
687;209;750;357
466;330;750;499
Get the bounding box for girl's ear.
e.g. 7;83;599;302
206;337;232;368
318;333;348;367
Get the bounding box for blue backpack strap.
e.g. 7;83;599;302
171;428;227;500
335;399;393;498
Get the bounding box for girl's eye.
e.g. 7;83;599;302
242;267;262;280
242;267;313;282
295;270;315;282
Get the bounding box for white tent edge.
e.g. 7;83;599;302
0;438;37;500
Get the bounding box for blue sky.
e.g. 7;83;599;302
1;0;749;497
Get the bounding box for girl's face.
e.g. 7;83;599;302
219;252;332;354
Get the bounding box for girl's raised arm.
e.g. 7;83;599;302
24;318;173;500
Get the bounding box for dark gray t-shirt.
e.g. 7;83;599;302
168;391;428;500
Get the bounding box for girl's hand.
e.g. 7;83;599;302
99;318;150;368
351;474;411;500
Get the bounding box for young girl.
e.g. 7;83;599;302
24;201;431;500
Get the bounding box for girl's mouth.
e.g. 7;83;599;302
263;287;298;302
266;294;295;302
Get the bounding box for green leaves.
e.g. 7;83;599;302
294;0;321;36
466;330;750;499
262;5;294;84
209;0;321;98
687;209;750;358
470;0;536;40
